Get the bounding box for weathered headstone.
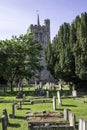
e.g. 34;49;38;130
53;96;56;110
12;103;15;118
2;115;7;130
35;81;38;90
79;118;83;130
46;90;49;98
46;82;50;90
2;109;9;125
18;82;20;92
57;91;62;106
83;120;87;130
39;82;42;88
59;81;62;90
64;109;68;121
72;90;77;97
69;112;76;128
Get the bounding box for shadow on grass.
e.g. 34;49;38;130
17;108;31;110
23;103;30;105
0;118;1;123
56;108;71;111
62;104;77;107
15;116;26;120
8;123;21;128
56;108;64;111
0;97;4;99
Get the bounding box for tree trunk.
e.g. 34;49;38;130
10;81;13;92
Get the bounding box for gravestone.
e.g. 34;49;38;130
57;91;62;106
2;109;9;125
79;118;83;130
2;115;7;130
59;81;62;90
83;120;87;130
46;90;49;98
39;82;42;88
45;82;50;90
10;103;15;118
53;96;56;110
35;81;38;90
69;112;76;128
64;109;68;121
72;90;77;97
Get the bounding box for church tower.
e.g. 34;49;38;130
27;15;53;82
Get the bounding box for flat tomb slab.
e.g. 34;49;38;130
26;111;67;124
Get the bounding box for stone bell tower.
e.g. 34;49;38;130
27;14;53;82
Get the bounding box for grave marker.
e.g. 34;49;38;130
12;102;15;118
57;91;62;106
83;120;87;130
53;96;56;110
2;109;9;125
64;109;68;121
2;115;7;130
72;90;77;97
69;112;76;128
79;118;83;130
46;90;49;98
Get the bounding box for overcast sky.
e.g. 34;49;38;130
0;0;87;41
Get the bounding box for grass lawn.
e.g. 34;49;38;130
0;86;87;130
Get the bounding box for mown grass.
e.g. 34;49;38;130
0;85;87;130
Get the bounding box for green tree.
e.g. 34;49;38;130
45;12;87;89
0;34;42;91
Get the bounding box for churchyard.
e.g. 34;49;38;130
0;83;87;130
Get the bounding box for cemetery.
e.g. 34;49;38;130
0;8;87;130
0;83;87;130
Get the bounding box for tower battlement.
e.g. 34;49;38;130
27;18;50;47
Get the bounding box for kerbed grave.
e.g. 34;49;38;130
26;111;74;130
